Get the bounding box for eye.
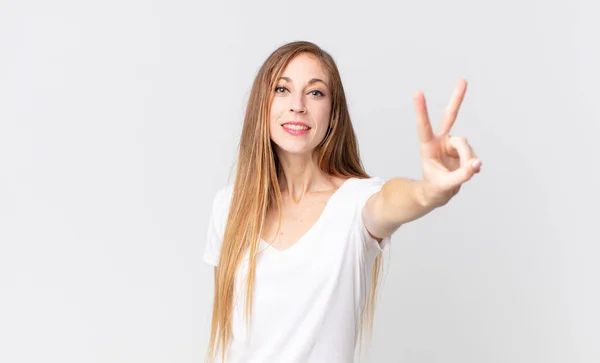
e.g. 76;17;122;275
274;86;288;93
309;90;325;97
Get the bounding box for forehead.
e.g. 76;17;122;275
280;53;328;83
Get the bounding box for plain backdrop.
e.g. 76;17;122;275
1;0;598;362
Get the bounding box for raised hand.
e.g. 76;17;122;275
414;78;482;207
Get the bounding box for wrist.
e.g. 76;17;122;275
417;181;441;209
415;181;430;207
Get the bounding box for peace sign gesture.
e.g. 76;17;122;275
414;79;482;207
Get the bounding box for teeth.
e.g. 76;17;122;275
283;124;309;130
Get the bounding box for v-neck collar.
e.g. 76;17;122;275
259;177;356;254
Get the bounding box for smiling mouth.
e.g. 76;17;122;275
282;124;310;131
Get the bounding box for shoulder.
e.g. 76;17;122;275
344;176;387;214
210;183;235;218
204;183;235;267
329;176;386;212
331;176;386;190
348;176;387;194
214;183;234;203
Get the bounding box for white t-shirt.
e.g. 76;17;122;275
203;177;392;363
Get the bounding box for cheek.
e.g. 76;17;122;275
312;103;332;127
270;99;286;124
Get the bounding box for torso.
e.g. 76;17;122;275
204;176;391;362
260;176;349;251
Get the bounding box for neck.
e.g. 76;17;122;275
275;150;333;203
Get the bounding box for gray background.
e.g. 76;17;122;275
1;0;598;362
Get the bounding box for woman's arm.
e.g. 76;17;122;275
362;178;434;239
363;79;482;241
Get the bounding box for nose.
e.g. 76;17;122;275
290;106;306;113
290;104;306;114
290;94;306;114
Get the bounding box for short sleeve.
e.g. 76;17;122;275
354;177;392;254
203;184;233;266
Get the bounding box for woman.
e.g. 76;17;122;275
203;41;481;362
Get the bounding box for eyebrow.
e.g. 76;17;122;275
278;77;329;88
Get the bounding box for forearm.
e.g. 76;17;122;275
378;177;437;227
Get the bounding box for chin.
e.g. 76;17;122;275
271;140;315;155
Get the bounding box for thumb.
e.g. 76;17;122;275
446;159;480;187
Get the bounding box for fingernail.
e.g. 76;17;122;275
472;159;481;169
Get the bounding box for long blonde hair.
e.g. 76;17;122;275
207;41;384;362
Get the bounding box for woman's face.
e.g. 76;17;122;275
269;52;332;155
